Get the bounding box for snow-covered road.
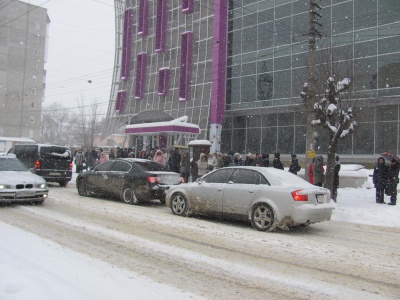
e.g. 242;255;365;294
1;179;399;299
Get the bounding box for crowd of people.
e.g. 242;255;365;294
72;145;398;206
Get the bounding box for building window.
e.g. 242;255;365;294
32;74;37;82
31;102;35;109
155;0;167;53
137;0;148;36
32;88;36;95
121;8;133;80
115;90;126;113
158;68;170;96
182;0;194;14
135;53;147;99
179;32;193;101
30;116;34;123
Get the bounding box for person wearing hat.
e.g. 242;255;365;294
313;155;325;187
75;149;84;173
386;158;399;205
373;156;388;204
273;153;284;170
180;150;190;183
288;154;300;175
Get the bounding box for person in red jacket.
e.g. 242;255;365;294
308;157;315;184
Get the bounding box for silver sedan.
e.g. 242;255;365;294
166;166;335;231
0;156;49;204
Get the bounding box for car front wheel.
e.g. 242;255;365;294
251;203;274;231
171;193;189;216
77;179;88;196
120;187;139;205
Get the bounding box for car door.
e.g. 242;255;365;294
106;160;133;196
222;169;263;217
86;160;115;194
193;168;234;213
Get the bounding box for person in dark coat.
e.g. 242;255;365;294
180;150;190;183
333;155;341;202
373;156;388;204
273;153;284;170
253;153;263;167
288;154;300;175
169;148;181;173
262;154;269;167
313;156;325;187
233;153;243;166
386;158;399;205
244;153;254;166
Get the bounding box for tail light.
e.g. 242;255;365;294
147;176;160;184
34;160;41;170
291;190;308;201
69;162;73;171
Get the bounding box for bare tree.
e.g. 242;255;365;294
69;97;103;148
41;103;70;145
301;77;357;199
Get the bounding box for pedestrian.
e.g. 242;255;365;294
386;158;399;205
308;157;315;184
333;155;341;202
74;149;84;173
215;152;224;169
116;147;123;158
207;153;215;171
170;148;181;173
223;152;233;167
288;154;300;175
244;153;254;166
253;153;263;166
89;147;98;171
98;149;108;164
262;154;269;167
273;152;284;170
313;155;325;187
373;156;388;204
128;148;136;158
109;148;116;159
233;153;243;166
197;153;209;176
180;150;190;183
153;149;164;164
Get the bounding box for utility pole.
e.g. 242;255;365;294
304;0;322;181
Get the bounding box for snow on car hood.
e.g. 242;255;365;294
0;171;45;185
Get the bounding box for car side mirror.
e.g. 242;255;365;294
29;168;36;174
228;181;234;184
196;177;203;184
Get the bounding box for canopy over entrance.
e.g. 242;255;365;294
125;116;200;135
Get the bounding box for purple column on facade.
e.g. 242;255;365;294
182;0;194;14
178;31;193;101
115;90;126;113
155;0;167;53
120;8;132;81
135;53;147;99
158;68;170;96
138;0;148;36
210;0;228;124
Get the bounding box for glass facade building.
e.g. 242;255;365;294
105;0;400;157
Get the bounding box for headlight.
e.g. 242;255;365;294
37;183;48;189
0;184;12;189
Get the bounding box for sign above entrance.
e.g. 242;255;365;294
125;116;200;135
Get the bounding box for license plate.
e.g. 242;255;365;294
316;194;325;203
17;191;35;198
49;172;61;176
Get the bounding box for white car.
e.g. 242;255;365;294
166;166;335;231
0;156;49;204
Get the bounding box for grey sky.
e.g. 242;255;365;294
20;0;115;112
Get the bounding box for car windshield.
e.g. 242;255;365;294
264;168;309;185
0;158;29;171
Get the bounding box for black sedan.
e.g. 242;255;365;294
76;158;181;204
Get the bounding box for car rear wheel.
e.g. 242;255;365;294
120;187;139;205
171;193;189;216
77;179;88;196
251;203;274;231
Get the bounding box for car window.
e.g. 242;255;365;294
135;161;169;171
229;169;265;185
14;145;38;159
203;169;234;183
40;146;71;161
110;161;131;172
94;160;114;171
0;158;28;171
